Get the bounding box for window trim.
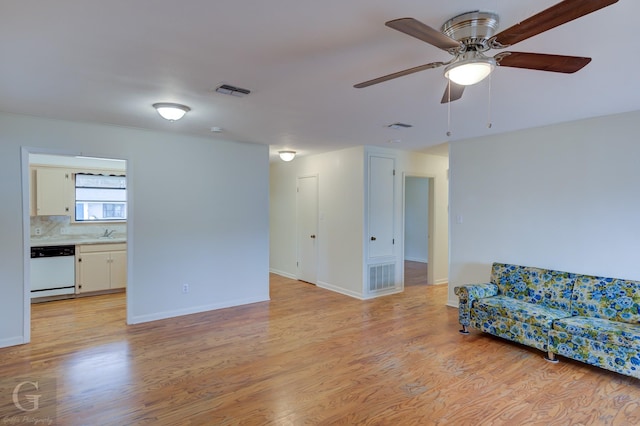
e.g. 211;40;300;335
74;172;127;223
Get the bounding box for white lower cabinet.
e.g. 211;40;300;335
76;243;127;293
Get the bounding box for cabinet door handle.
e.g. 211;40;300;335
310;235;316;239
370;236;376;241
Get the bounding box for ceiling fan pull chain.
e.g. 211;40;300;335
487;73;493;129
446;80;452;137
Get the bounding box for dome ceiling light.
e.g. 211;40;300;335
153;103;191;121
278;151;296;162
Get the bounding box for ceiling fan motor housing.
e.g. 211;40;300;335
442;11;499;52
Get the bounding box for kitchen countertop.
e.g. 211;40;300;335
30;237;127;247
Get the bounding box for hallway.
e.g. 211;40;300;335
405;260;428;286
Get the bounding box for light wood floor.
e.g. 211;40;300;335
405;260;428;286
2;275;640;425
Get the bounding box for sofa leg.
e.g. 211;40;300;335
544;351;559;363
459;325;469;335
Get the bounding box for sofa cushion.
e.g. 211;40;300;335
553;316;640;350
473;295;571;329
571;275;640;324
472;314;549;351
549;329;640;379
490;263;576;311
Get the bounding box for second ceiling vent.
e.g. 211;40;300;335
215;84;251;97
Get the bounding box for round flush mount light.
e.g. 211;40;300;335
278;150;296;162
153;102;191;121
443;51;496;86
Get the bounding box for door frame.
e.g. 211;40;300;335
21;147;131;343
402;173;435;285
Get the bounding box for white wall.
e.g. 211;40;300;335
270;146;449;296
448;110;640;306
270;146;365;297
0;112;269;347
269;160;298;278
404;176;429;263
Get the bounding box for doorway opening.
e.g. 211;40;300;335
23;149;129;343
403;175;434;286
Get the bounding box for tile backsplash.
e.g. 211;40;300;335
31;215;126;241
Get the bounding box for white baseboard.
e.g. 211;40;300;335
447;299;459;308
269;268;297;280
435;278;448;285
128;295;270;325
363;288;403;300
0;335;27;349
316;281;364;300
316;281;404;300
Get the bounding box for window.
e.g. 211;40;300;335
102;203;126;219
75;174;126;222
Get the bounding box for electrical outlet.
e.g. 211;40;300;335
34;227;42;236
182;283;189;294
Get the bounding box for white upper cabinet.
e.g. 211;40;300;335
34;167;73;216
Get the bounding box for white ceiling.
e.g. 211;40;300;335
1;1;637;160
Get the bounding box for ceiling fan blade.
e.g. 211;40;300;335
386;18;461;51
354;61;445;89
492;0;619;48
495;52;591;73
440;82;465;104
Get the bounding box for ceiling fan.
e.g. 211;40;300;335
354;0;618;103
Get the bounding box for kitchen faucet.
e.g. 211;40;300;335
102;229;115;238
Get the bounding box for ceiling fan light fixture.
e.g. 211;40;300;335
278;150;296;162
153;102;191;121
444;52;496;86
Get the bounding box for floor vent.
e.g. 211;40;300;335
369;263;396;292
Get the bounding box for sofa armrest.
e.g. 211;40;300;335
454;283;499;328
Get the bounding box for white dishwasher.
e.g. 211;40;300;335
30;245;76;299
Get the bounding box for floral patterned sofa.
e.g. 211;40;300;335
454;262;640;379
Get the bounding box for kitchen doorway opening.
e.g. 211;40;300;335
22;148;130;344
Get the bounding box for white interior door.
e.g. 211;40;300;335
297;175;318;284
369;156;395;259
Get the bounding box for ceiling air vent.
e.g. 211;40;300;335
215;84;251;97
388;122;412;129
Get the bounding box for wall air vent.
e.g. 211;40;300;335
215;84;251;97
388;122;412;129
369;263;396;292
